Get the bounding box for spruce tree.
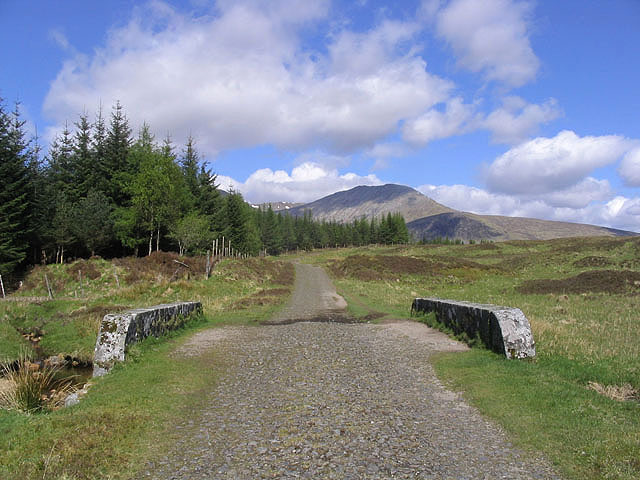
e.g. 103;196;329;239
90;104;109;194
73;112;93;198
48;122;76;200
105;101;132;206
0;99;31;276
181;135;199;199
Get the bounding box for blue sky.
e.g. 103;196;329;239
1;0;640;230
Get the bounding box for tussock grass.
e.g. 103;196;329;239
0;356;76;413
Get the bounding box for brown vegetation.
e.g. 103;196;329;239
328;254;494;282
517;270;640;295
587;381;638;402
572;256;614;268
68;260;102;280
114;251;210;284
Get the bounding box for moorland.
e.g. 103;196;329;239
0;236;639;480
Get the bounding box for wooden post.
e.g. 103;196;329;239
0;274;5;298
222;236;225;257
44;274;54;299
79;270;84;297
205;250;211;279
113;266;120;288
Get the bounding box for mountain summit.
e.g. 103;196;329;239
287;184;452;224
286;184;635;241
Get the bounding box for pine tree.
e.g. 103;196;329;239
181;135;199;199
73;191;113;256
48;122;76;200
73;112;93;198
90;104;109;194
0;99;32;276
261;205;283;255
105;101;132;206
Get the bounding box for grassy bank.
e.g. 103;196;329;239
0;254;293;479
0;252;293;364
291;237;640;480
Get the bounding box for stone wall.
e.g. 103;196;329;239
93;301;202;377
411;298;535;359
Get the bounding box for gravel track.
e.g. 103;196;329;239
266;263;348;324
142;264;560;479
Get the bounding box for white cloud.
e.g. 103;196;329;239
435;0;539;87
485;130;632;195
364;142;410;170
618;147;640;187
417;183;640;232
402;97;476;145
418;183;522;216
49;29;72;51
218;161;383;203
482;96;561;144
43;1;451;157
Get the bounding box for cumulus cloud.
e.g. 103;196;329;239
217;161;383;203
618;147;640;187
43;1;451;157
402;97;476;145
434;0;539;87
485;130;632;195
482;96;561;144
417;183;640;232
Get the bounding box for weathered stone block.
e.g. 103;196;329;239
93;301;202;377
411;298;535;359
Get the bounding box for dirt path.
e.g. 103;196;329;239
266;263;348;324
142;264;560;479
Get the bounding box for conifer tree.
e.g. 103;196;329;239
181;135;199;199
73;112;93;198
90;104;109;194
48;122;76;200
105;101;132;206
0;99;32;276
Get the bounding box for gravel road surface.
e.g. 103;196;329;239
267;263;348;324
142;263;560;479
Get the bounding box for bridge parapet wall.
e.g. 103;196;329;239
93;301;202;377
411;298;535;359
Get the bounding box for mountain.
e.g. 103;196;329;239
287;184;453;223
285;184;636;241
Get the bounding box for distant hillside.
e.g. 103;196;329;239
287;184;453;223
284;184;637;241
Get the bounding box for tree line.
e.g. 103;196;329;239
0;98;408;281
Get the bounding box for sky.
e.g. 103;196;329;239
1;0;640;231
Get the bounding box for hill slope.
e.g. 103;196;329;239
287;184;453;223
285;184;636;241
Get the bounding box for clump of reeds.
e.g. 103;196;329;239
0;356;76;413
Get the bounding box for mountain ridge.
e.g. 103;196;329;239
283;184;637;241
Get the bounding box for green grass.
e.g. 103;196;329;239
1;253;294;364
290;237;640;480
0;254;293;479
